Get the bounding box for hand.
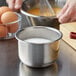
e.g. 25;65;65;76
6;0;23;11
57;0;76;23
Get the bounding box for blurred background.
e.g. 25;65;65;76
0;0;7;6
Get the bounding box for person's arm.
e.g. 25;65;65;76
57;0;76;23
6;0;23;11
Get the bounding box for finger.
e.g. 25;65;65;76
6;0;15;10
59;6;74;23
70;14;76;22
57;2;68;18
15;0;23;10
70;17;76;22
70;6;76;22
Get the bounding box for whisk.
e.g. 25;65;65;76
40;0;55;16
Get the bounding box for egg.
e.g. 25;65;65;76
0;20;2;24
1;11;18;24
7;23;18;33
0;6;20;38
0;6;12;24
1;11;19;33
0;25;8;37
0;6;12;15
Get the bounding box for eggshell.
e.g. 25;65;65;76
7;23;18;33
1;11;18;24
0;25;8;37
0;6;12;15
0;20;2;24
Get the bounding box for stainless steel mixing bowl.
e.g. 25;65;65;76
15;26;62;68
20;0;66;30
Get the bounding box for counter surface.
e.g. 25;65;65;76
0;39;76;76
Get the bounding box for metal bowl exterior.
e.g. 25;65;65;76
18;40;59;68
16;26;62;68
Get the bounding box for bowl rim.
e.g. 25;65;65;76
15;26;63;44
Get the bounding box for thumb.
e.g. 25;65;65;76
6;0;15;10
15;0;23;9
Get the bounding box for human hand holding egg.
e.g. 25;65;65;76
0;6;19;38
